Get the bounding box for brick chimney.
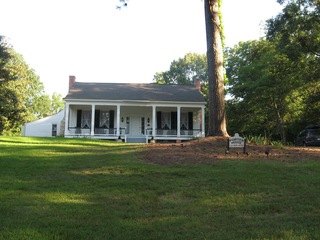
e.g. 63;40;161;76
69;75;76;92
194;77;201;91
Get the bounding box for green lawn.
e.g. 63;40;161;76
0;137;319;240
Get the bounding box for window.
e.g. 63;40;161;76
141;117;145;134
161;112;171;129
126;117;130;134
99;111;110;128
180;113;188;130
157;111;192;130
52;124;57;136
81;111;91;128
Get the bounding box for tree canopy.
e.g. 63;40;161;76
0;36;64;135
153;53;208;85
153;52;208;99
267;0;319;58
225;0;319;143
225;40;301;142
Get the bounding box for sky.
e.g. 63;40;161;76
1;0;283;97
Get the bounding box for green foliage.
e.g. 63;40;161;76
0;36;14;81
224;0;319;143
153;52;208;83
225;0;319;143
225;33;319;143
1;137;320;239
0;47;31;134
300;81;320;124
51;92;65;114
0;36;65;135
29;92;65;119
244;134;269;145
226;40;298;142
245;134;285;147
153;52;209;100
269;3;320;136
267;0;320;88
267;0;320;59
153;53;209;101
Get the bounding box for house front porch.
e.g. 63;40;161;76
64;102;205;143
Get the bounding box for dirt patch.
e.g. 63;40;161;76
140;137;320;165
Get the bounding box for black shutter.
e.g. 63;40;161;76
109;110;114;129
171;112;177;130
188;112;193;129
157;111;161;129
76;110;82;128
95;110;100;128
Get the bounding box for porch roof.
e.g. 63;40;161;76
65;82;206;103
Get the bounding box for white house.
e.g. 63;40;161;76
22;110;64;137
64;76;206;143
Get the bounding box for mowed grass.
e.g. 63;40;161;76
0;137;320;240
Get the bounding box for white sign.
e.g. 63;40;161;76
229;133;245;148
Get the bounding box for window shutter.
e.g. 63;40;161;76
157;111;161;129
171;112;177;130
188;112;193;129
109;110;114;129
76;110;82;128
95;110;100;128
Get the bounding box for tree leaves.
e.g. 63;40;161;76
153;52;208;99
267;0;320;58
153;53;208;85
0;36;64;135
225;0;319;143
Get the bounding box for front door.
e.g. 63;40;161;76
127;116;145;136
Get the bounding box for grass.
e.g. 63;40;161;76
0;137;320;240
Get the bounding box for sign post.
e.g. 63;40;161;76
227;133;246;154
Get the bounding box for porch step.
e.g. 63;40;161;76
126;137;146;143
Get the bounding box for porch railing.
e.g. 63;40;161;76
145;128;203;138
94;127;126;136
67;127;126;137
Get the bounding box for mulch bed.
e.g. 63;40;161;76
140;137;320;166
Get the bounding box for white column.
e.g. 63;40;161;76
152;105;156;137
201;106;205;137
177;106;181;137
64;103;69;136
91;104;95;136
116;105;121;137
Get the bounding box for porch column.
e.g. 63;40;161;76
152;105;156;137
201;106;205;137
116;105;121;137
177;106;181;137
91;104;95;136
64;103;70;136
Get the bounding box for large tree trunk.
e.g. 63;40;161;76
204;0;228;136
